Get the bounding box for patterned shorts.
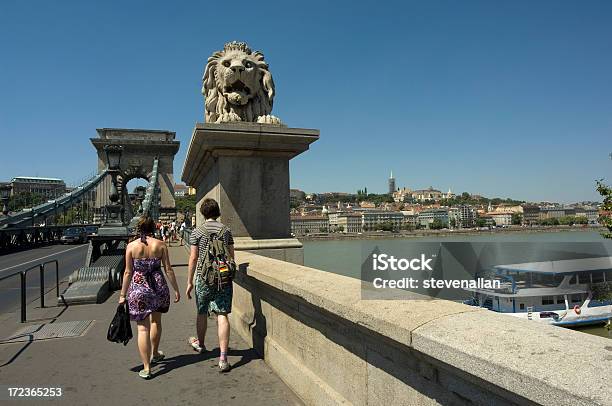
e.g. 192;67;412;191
195;274;233;315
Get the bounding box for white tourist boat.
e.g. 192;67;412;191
464;256;612;327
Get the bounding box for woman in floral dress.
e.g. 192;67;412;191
119;216;180;379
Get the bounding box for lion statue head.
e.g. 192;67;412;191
202;41;282;125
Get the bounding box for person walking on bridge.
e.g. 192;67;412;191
186;198;235;372
119;216;181;379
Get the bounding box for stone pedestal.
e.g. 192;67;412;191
182;123;319;265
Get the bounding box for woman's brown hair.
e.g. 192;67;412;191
136;216;155;242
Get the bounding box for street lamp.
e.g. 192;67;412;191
0;184;12;216
104;145;123;204
75;198;82;224
136;186;146;214
105;145;123;172
102;145;125;228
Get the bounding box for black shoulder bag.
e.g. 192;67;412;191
107;302;133;346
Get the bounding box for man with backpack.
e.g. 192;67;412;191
186;198;235;372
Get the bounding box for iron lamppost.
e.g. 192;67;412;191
1;184;12;216
136;186;146;215
102;145;125;229
185;209;191;228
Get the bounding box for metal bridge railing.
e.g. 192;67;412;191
0;259;65;323
1;170;109;228
0;224;99;255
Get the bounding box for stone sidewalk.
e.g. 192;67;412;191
0;245;302;406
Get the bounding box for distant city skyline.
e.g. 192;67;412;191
1;1;611;203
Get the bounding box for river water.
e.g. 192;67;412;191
303;229;612;339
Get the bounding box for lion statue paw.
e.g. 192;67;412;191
216;112;242;123
256;115;283;125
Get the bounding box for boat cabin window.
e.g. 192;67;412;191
519;303;525;310
570;294;583;303
591;272;605;284
533;273;555;285
569;274;578;284
553;274;564;285
556;296;565;304
541;296;554;305
606;270;612;282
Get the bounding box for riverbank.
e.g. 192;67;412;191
299;225;605;241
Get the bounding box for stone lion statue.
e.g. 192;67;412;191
202;41;282;125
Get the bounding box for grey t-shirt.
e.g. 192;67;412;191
189;220;234;264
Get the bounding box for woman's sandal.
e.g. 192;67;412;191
151;350;165;364
188;337;205;353
138;369;151;379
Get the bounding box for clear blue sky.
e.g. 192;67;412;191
1;0;611;203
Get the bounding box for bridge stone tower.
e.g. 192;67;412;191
91;128;180;222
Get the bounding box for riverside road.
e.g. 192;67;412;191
0;244;88;314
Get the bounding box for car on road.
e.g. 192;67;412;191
60;227;87;244
84;225;99;239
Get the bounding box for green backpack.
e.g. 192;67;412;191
196;226;236;288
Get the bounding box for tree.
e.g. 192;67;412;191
539;217;560;226
449;218;457;229
511;213;522;225
596;179;612;238
592;281;612;301
380;222;394;231
475;218;487;228
430;218;444;230
575;216;588;225
8;191;46;212
175;195;196;215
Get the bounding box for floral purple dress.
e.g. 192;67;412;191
127;258;170;321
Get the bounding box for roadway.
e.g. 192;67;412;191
0;243;89;314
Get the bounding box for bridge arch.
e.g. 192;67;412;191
91;128;180;223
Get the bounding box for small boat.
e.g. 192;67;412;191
464;256;612;327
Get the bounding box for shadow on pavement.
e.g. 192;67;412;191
130;352;215;377
128;346;261;378
228;347;261;369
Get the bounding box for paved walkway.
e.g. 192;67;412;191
0;245;302;406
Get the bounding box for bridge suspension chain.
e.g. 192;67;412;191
128;157;160;229
0;170;109;229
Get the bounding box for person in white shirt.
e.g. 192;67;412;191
170;221;177;243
